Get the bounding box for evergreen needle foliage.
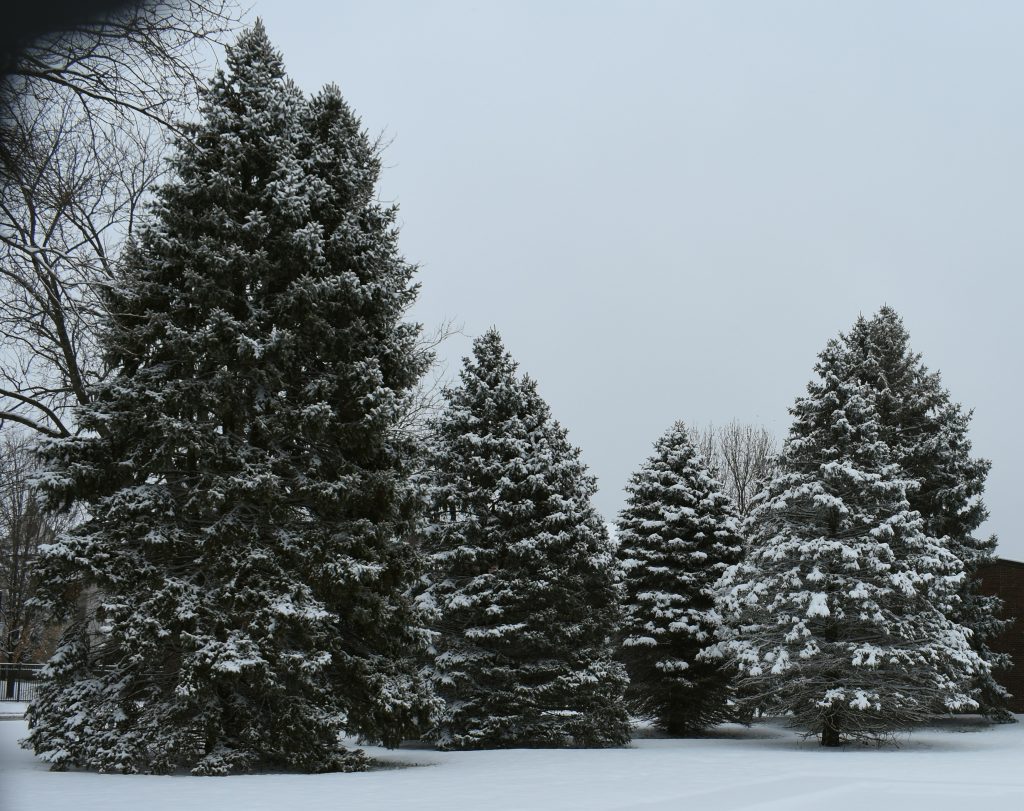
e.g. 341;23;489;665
846;307;1012;720
422;329;630;749
712;317;988;746
24;22;434;774
616;421;744;734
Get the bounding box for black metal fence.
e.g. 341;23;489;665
1;663;44;702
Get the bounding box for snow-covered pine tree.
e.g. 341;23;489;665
616;421;744;734
712;327;986;746
25;22;434;774
422;329;630;749
850;307;1011;719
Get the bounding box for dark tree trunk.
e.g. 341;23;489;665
821;717;841;747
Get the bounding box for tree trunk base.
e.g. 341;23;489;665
820;719;841;747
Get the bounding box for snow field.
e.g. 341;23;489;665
2;717;1022;811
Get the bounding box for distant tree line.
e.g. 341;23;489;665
0;13;1011;774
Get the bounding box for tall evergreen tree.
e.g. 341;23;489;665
848;307;1010;719
24;22;434;774
422;329;630;749
616;421;744;734
712;329;986;746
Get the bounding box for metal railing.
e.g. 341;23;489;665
0;663;44;702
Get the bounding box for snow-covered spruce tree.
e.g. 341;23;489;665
711;330;986;746
25;22;434;774
422;329;630;749
616;421;744;734
849;307;1011;719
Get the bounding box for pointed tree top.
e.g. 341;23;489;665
225;19;286;83
657;419;692;447
874;303;903;324
467;327;518;375
476;326;507;352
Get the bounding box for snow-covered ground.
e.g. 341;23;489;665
2;715;1022;811
0;702;28;720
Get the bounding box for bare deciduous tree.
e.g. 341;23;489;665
717;420;777;518
0;1;240;438
693;423;722;480
2;1;239;133
0;433;73;672
0;92;162;437
696;419;778;518
396;317;464;444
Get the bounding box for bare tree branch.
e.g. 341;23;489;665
0;1;241;438
3;2;240;133
696;419;778;518
396;317;465;445
0;432;76;665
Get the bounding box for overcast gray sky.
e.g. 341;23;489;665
254;0;1024;558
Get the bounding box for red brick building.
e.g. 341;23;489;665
977;558;1024;714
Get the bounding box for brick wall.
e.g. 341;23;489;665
977;558;1024;714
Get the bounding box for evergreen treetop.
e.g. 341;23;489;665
844;308;990;549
